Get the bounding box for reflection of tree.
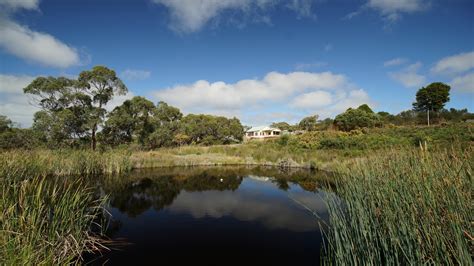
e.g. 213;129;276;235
100;166;331;217
102;170;244;217
275;179;290;191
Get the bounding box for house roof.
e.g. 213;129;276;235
246;126;281;132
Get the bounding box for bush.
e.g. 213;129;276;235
334;108;382;131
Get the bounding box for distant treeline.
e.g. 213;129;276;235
0;66;472;150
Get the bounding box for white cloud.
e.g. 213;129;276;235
366;0;430;21
105;92;135;112
347;0;429;22
0;74;134;127
431;51;474;75
287;0;316;19
451;72;474;93
290;90;332;109
389;62;426;88
153;71;372;125
383;57;407;67
0;0;39;10
0;0;81;68
121;69;151;81
0;74;35;94
0;74;39;127
151;0;316;33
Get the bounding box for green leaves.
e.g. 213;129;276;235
413;82;451;112
298;115;319;131
334;105;382;131
22;66;128;149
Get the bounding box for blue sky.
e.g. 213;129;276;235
0;0;473;126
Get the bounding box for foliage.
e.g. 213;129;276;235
271;121;293;131
413;82;451;113
156;101;183;123
179;114;244;145
413;82;450;125
23;66;128;150
0;128;43;150
0;115;12;133
101;96;157;146
357;103;374;113
323;148;473;264
298;115;319;131
333;107;382;131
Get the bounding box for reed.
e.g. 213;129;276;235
0;149;132;179
322;147;473;264
0;175;108;264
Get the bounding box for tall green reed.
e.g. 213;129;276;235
323;147;473;264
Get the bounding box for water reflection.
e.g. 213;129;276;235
91;166;331;265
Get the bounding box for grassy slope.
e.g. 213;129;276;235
130;123;474;170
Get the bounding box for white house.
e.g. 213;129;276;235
245;126;281;139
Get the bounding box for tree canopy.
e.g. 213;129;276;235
413;82;450;125
298;115;319;131
334;106;382;131
23;66;128;149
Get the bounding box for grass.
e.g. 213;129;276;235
130;123;474;170
1;123;472;263
0;149;132;178
322;147;473;264
0;151;114;264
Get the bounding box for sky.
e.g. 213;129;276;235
0;0;473;127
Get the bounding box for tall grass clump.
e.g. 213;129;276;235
0;176;108;264
0;149;132;178
323;147;473;264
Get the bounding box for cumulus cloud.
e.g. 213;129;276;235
389;62;426;88
346;0;430;22
383;57;407;67
121;69;151;81
151;0;316;33
451;72;474;93
153;71;372;124
0;74;39;126
0;73;134;126
290;90;333;109
431;51;474;75
0;0;81;67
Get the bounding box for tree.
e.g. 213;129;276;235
24;77;91;147
0;115;12;133
413;82;450;126
271;122;292;131
78;66;128;150
357;104;374;113
298;115;319;131
102;96;157;146
24;66;127;149
156;101;182;123
334;108;382;131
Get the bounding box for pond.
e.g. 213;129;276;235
87;166;331;265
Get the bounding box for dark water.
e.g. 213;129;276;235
87;167;330;266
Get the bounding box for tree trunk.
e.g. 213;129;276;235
427;109;430;126
91;124;97;151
